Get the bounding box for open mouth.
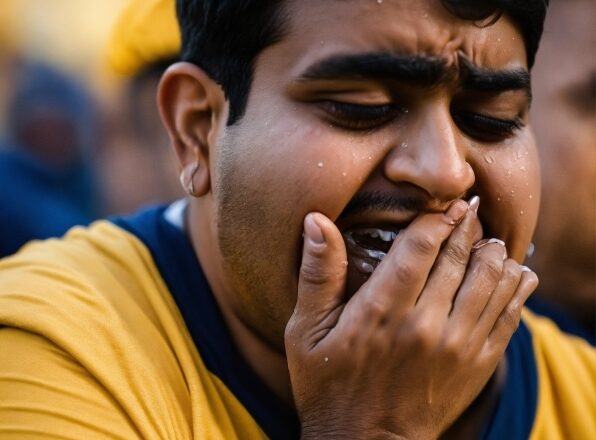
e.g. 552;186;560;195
342;224;408;275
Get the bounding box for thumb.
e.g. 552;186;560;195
288;212;347;342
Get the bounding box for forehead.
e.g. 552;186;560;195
277;0;527;75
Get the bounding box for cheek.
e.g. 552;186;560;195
471;139;540;261
236;114;382;221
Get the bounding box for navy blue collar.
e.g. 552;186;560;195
112;204;537;440
481;320;538;440
112;205;300;440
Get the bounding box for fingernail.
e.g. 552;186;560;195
520;265;532;272
472;237;505;249
304;214;325;244
472;238;507;260
468;195;480;213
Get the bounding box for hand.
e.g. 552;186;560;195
285;199;538;439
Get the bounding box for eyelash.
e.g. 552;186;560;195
318;101;401;131
452;111;524;142
319;101;524;141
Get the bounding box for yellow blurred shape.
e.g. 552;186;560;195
0;0;20;54
107;0;180;76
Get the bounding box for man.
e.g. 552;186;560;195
527;0;595;340
0;1;594;439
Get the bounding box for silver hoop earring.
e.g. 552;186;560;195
180;162;200;196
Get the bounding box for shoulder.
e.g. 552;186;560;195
0;219;196;438
0;219;164;322
0;218;182;367
522;309;596;440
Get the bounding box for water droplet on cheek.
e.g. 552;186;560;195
529;194;533;200
401;142;408;149
317;162;324;168
342;171;347;177
520;210;524;215
377;0;383;4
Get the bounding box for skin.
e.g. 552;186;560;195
529;0;595;330
159;0;540;437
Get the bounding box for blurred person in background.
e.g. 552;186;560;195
99;0;182;214
0;61;102;257
527;0;595;342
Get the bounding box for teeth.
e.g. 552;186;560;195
359;228;397;242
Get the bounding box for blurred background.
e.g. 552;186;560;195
0;0;181;233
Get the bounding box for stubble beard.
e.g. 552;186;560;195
214;130;295;352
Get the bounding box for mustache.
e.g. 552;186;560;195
340;191;429;219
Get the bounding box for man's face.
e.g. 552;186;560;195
211;0;539;348
529;0;595;317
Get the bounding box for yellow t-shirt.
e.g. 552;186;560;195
0;206;594;439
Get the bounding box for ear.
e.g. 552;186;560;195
158;62;227;197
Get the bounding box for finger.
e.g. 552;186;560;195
447;241;507;335
416;200;483;311
465;259;522;353
287;212;348;348
486;267;538;352
351;199;469;320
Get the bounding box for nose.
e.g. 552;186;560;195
383;105;475;201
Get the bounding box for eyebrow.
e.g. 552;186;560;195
459;58;531;98
298;53;447;85
297;52;531;98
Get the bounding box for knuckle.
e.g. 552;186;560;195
299;263;333;286
442;333;466;361
410;318;439;351
394;262;418;285
284;316;300;342
478;255;504;281
444;241;470;266
361;296;389;323
499;305;521;332
408;232;437;256
502;260;521;282
524;271;539;289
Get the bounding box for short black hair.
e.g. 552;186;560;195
176;0;548;125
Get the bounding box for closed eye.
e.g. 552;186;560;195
317;101;402;131
453;110;524;143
